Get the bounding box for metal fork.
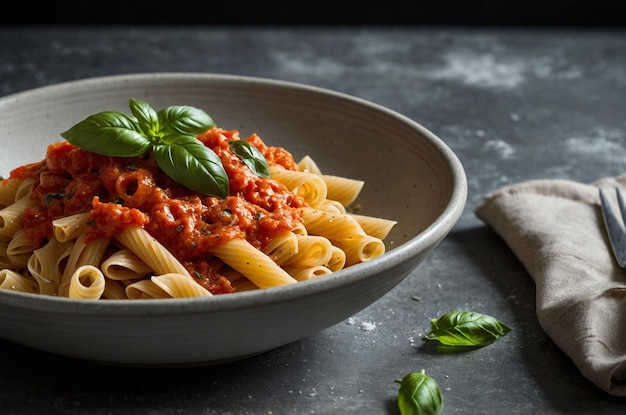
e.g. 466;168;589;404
598;187;626;268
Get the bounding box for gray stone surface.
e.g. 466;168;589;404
1;26;626;414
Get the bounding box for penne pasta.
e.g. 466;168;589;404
151;273;212;298
336;234;386;266
350;214;398;240
298;207;387;265
6;229;33;268
0;194;39;238
0;269;38;293
298;207;368;240
53;212;91;243
68;265;106;300
0;178;26;207
269;166;327;208
0;121;395;299
102;278;128;299
223;269;259;292
101;248;153;281
297;155;322;175
0;239;12;269
115;225;191;277
318;199;346;214
125;279;171;299
14;178;36;201
210;238;298;289
264;231;299;265
58;234;110;297
27;237;74;295
320;175;364;207
326;245;347;272
281;235;333;268
283;265;332;281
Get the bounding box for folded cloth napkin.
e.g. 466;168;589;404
475;173;626;396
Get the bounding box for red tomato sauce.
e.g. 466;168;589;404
10;127;307;294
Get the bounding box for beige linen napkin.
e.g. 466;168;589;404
475;173;626;396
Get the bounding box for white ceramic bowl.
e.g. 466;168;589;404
0;73;467;366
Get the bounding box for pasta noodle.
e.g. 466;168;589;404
298;207;366;240
0;194;38;239
68;265;106;300
53;212;90;242
269;166;327;208
318;199;347;214
326;246;347;272
27;237;73;295
263;231;299;265
350;214;398;240
101;248;153;281
209;238;298;289
14;178;36;201
338;234;386;266
282;265;332;281
280;235;333;268
7;229;33;268
319;175;364;207
102;278;127;299
0;177;27;207
0;240;12;269
0;269;38;293
297;155;322;175
114;225;192;278
151;273;212;298
222;268;258;292
58;234;110;297
125;279;171;299
0;122;396;299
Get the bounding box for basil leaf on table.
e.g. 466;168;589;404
423;310;511;347
397;369;443;415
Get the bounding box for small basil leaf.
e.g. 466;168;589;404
61;111;151;157
229;140;270;178
153;136;229;198
423;310;511;347
157;105;215;137
397;370;443;415
129;97;161;137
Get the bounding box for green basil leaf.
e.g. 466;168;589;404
423;310;511;347
61;111;151;157
157;105;215;137
129;97;161;137
153;136;229;198
229;140;270;178
397;370;443;415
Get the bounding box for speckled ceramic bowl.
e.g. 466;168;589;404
0;73;466;366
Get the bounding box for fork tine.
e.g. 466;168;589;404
599;187;626;268
616;187;626;223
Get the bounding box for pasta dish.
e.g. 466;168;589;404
0;101;396;300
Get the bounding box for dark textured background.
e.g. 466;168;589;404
1;25;626;414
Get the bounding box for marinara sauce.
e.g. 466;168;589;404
11;127;307;294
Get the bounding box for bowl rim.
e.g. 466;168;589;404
0;72;468;315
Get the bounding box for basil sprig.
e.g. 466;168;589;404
397;369;443;415
60;98;229;198
423;310;511;347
